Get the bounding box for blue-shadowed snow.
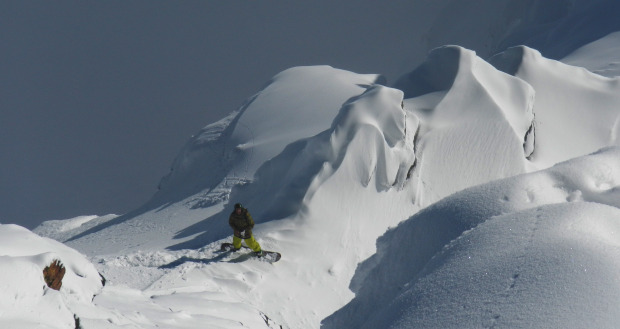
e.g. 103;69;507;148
562;31;620;78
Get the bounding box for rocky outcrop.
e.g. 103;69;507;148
43;259;65;290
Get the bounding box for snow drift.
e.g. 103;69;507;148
0;224;103;329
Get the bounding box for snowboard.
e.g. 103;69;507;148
220;242;281;263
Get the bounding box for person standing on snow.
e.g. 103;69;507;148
229;203;263;256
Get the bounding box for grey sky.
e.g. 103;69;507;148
1;1;436;228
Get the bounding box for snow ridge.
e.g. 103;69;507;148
403;46;534;206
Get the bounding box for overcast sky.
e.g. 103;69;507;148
1;1;449;228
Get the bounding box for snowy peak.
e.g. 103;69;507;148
401;46;535;205
226;66;384;181
153;66;383;208
394;45;460;99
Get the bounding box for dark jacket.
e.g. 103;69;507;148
229;208;255;238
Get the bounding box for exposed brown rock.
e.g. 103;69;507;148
43;259;66;290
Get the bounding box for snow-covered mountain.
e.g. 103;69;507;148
3;6;620;329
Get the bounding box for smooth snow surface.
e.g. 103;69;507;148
4;25;620;329
562;31;620;78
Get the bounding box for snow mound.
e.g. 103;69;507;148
0;224;103;329
323;147;620;328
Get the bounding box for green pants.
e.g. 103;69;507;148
232;235;261;252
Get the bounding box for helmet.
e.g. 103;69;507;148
234;203;243;209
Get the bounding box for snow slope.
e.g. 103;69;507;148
562;31;620;78
7;21;620;329
324;147;620;328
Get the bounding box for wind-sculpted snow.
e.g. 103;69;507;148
324;147;620;328
401;46;535;205
365;203;620;329
326;85;416;190
155;65;383;207
226;66;385;181
222;84;416;223
490;46;620;167
153;109;240;206
61;66;383;254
